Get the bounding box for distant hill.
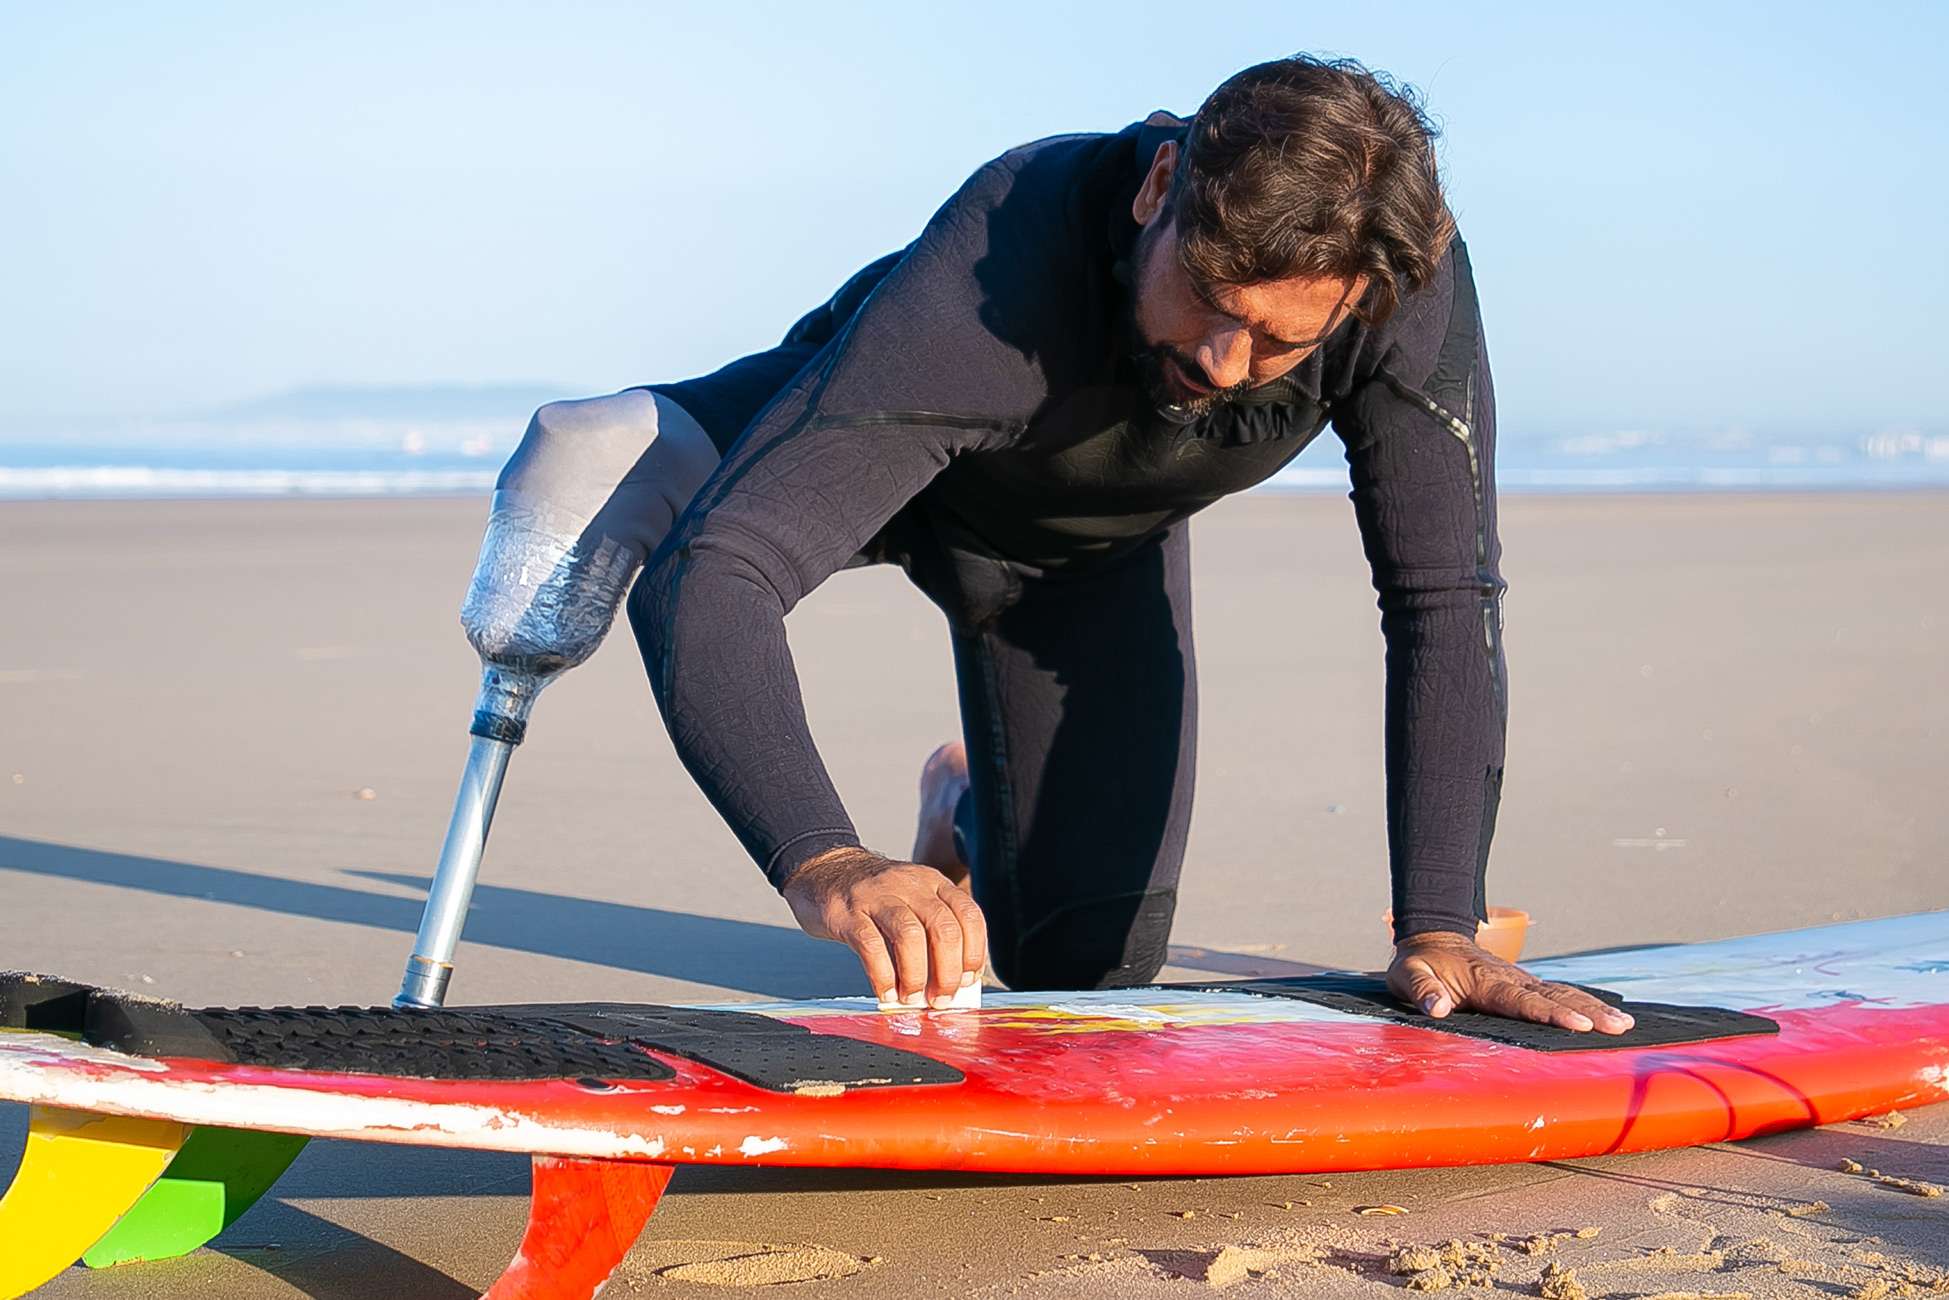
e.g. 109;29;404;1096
203;382;577;423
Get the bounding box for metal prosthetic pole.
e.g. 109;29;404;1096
397;737;511;1008
395;669;536;1008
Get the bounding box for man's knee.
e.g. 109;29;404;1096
509;390;713;512
508;391;663;510
990;888;1178;991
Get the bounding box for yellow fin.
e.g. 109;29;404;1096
0;1105;187;1298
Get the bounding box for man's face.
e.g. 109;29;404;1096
1127;141;1365;421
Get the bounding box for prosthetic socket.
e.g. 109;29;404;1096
461;395;697;738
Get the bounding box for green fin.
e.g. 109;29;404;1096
82;1127;309;1267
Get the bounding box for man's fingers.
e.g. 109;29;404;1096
785;855;994;1008
873;907;932;1006
1471;977;1593;1031
1536;981;1637;1034
845;920;898;1005
918;899;965;1007
939;884;988;982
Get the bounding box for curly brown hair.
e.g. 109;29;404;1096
1169;54;1456;326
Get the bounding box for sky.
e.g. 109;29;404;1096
3;1;1945;442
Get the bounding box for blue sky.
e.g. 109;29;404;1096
3;2;1943;440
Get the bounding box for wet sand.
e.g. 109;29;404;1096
2;489;1945;1297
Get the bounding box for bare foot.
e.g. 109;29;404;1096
912;741;971;889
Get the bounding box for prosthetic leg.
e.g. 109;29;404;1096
395;392;716;1008
392;496;636;1008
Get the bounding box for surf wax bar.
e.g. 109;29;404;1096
879;981;982;1012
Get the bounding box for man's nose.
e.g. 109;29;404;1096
1194;324;1252;389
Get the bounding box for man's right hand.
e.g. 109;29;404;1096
781;846;987;1009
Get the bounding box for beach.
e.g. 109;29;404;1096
3;488;1945;1297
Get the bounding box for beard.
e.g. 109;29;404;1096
1125;331;1252;426
1122;225;1251;426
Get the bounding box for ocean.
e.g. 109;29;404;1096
2;426;1945;500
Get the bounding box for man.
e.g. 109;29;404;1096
498;55;1631;1034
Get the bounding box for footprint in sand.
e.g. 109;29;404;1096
621;1239;876;1287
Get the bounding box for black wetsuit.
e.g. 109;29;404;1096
633;113;1506;989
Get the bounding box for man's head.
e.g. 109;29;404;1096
1127;55;1456;421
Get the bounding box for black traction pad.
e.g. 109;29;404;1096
1;972;962;1091
0;971;92;1031
1164;973;1778;1051
470;1003;963;1092
95;1002;684;1082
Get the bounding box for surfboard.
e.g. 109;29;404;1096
3;912;1947;1299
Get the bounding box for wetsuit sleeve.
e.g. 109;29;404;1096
629;165;1038;890
1331;241;1509;942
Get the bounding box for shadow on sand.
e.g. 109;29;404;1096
0;834;1380;997
0;834;863;999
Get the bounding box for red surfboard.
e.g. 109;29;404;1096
3;913;1946;1298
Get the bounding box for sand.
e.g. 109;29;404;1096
1;489;1945;1297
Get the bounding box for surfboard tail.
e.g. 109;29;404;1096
3;970;313;1272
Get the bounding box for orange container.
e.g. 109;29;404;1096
1382;906;1531;962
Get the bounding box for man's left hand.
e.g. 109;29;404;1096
1386;931;1635;1034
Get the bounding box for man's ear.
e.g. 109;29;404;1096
1132;139;1178;227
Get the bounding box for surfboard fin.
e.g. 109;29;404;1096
481;1155;673;1300
0;1104;188;1299
80;1126;310;1267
